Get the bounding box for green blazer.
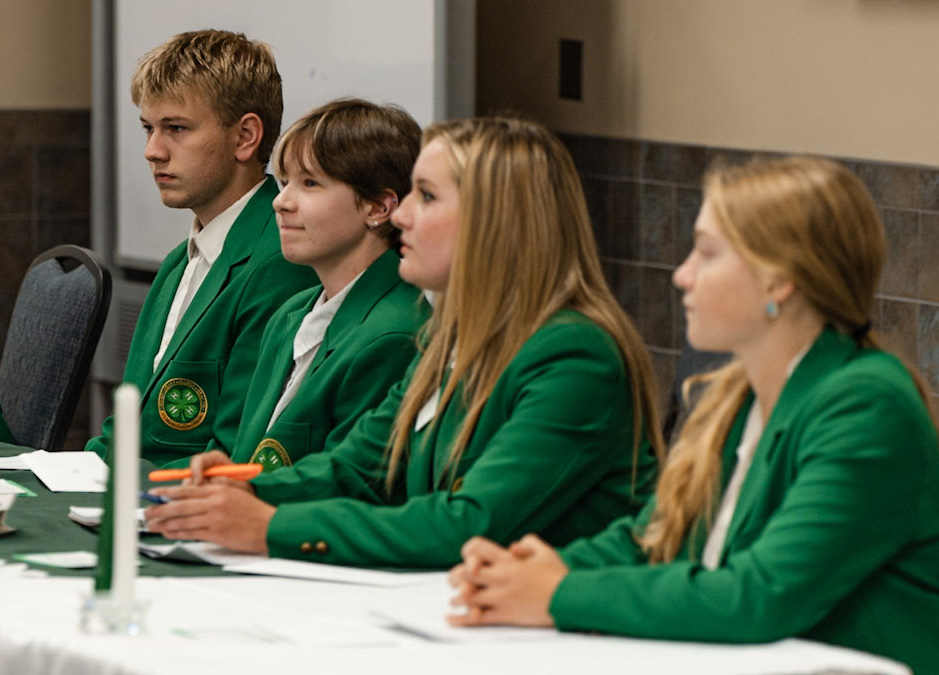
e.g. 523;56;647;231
86;177;319;467
250;309;659;569
551;327;939;675
229;249;429;468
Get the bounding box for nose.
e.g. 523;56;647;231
272;184;293;213
392;191;414;231
144;130;168;163
673;252;694;291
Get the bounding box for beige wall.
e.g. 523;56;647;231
478;0;939;166
0;0;91;109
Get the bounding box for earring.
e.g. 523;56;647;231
367;220;381;230
765;300;779;319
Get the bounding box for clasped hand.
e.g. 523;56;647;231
447;534;569;628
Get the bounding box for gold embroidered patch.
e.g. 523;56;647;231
157;378;208;431
250;438;292;473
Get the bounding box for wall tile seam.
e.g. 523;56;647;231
876;293;939;309
567;133;939;174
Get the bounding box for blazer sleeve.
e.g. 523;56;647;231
250;352;418;507
263;322;638;568
559;500;654;569
550;369;934;642
321;331;419;455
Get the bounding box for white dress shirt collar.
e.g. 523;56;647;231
186;179;265;263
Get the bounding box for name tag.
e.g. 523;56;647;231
415;388;442;431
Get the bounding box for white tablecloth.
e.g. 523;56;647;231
0;572;911;675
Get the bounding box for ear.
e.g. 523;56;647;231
233;113;264;163
361;189;400;227
767;275;797;306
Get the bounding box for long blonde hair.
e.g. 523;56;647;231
385;117;665;490
640;156;935;562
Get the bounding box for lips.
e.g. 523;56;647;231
153;172;176;185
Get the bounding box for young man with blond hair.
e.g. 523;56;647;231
86;29;317;466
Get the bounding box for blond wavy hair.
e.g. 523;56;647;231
384;117;665;491
131;29;283;163
639;156;934;562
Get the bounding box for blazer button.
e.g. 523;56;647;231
314;540;329;555
299;541;313;554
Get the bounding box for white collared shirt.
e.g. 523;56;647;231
153;180;265;371
701;344;811;569
265;271;363;431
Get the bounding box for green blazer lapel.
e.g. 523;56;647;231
720;327;857;554
153;177;278;378
309;249;402;373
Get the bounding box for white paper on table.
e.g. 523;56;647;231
68;505;149;532
148;577;399;649
13;551;99;569
224;558;447;588
21;450;107;492
0;453;30;470
369;575;556;643
139;541;268;567
0;493;15;535
0;478;30;495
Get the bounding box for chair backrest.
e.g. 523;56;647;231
662;340;732;444
0;245;112;450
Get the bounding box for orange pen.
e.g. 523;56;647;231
148;463;263;482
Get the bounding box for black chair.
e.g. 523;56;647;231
662;341;732;444
0;245;112;450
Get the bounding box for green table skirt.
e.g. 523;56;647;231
0;443;229;577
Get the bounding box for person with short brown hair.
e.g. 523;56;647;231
224;98;429;471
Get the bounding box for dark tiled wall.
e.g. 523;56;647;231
559;133;939;412
0;110;92;448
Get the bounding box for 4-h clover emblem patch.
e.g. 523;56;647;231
250;438;292;473
157;378;208;431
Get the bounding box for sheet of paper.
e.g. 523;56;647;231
224;558;448;588
0;478;35;496
13;551;99;569
139;541;267;567
0;493;15;535
0;453;30;470
369;576;555;643
21;450;107;492
68;505;148;532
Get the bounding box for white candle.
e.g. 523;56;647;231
110;384;140;606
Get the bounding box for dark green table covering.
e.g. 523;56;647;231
0;443;228;577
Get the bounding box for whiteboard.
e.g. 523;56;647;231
114;0;472;269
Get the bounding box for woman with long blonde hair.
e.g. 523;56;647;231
449;157;939;675
145;117;664;569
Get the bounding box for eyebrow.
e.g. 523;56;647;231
139;115;192;125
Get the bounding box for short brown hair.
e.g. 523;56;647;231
130;29;283;163
272;98;421;243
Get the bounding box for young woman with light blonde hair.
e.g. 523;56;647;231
145;117;664;569
450;156;939;675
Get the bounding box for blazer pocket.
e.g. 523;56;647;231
256;420;315;468
144;360;220;448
